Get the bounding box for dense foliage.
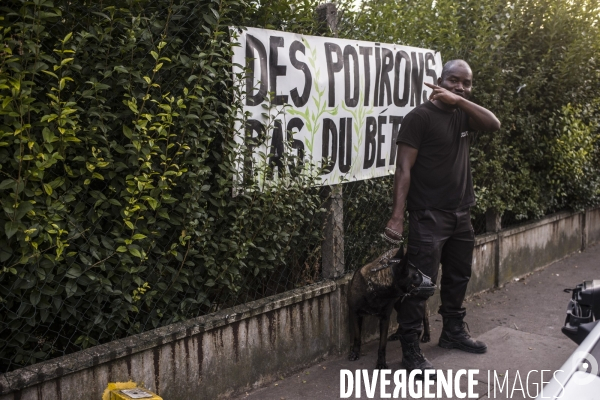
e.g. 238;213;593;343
346;0;600;218
1;0;599;373
0;0;326;372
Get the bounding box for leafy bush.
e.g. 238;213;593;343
543;102;600;210
344;0;600;218
343;176;395;271
2;0;599;374
0;0;325;372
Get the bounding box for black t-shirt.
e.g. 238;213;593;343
396;101;475;211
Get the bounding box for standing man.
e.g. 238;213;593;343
383;60;500;374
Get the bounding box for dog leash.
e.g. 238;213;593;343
369;249;398;273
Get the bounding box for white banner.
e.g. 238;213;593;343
232;27;443;185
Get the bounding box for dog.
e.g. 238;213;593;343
347;246;435;369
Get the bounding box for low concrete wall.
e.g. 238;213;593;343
0;282;342;400
498;211;583;284
1;207;598;400
586;207;600;247
471;233;498;293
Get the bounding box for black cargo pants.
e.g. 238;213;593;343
394;208;475;337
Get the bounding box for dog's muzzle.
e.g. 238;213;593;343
407;269;436;300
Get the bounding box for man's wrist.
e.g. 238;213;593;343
390;210;405;220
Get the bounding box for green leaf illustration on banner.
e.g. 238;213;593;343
297;37;339;166
342;77;373;177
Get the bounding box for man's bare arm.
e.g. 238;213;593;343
384;143;419;240
425;82;501;132
459;97;501;131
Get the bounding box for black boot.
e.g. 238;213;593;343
400;333;435;376
439;317;487;353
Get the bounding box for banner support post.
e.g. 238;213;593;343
315;2;338;38
322;184;345;278
316;3;345;279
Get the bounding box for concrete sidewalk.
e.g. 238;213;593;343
235;244;600;400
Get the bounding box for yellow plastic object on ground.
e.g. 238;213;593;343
102;381;162;400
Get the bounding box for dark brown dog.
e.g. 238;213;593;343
347;246;432;369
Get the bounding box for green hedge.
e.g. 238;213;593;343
2;0;599;373
0;0;326;372
346;0;600;218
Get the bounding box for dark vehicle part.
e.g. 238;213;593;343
563;280;600;345
538;280;600;399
